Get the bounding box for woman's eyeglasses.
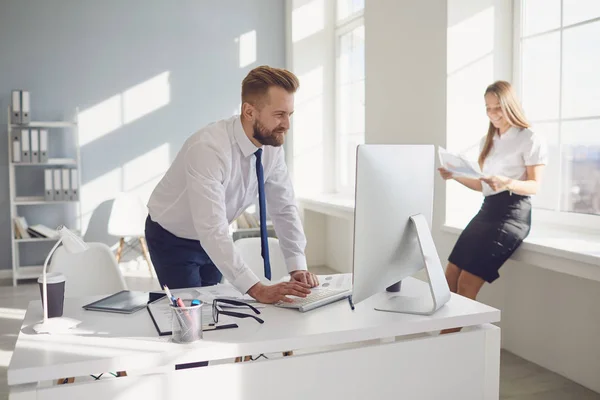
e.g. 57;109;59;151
212;299;264;324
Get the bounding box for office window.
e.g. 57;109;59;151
335;0;364;194
337;0;365;22
517;0;600;217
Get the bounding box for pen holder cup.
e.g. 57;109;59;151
170;303;203;343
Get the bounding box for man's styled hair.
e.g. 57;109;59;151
241;65;300;107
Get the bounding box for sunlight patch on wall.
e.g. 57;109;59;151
292;66;325;195
232;101;242;117
237;30;257;68
292;0;325;43
80;167;123;233
123;143;170;203
78;95;122;147
295;66;324;105
294;99;324;195
78;71;171;147
80;144;170;234
123;71;171;124
447;7;494;74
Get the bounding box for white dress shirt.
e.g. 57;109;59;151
147;115;307;294
480;126;548;196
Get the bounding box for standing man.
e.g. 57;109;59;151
145;66;318;304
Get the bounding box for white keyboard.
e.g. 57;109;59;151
275;288;351;312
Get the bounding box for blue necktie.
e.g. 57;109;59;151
254;149;272;280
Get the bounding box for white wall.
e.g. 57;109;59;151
313;0;448;272
365;0;448;239
289;0;600;394
297;0;448;269
0;0;287;269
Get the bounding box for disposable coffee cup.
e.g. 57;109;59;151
37;272;66;318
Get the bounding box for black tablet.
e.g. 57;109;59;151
82;290;165;314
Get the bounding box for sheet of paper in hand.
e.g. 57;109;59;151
438;147;483;179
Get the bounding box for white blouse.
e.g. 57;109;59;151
480;127;548;196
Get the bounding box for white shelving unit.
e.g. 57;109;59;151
7;107;81;286
11;159;77;167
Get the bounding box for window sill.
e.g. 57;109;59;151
298;194;600;282
441;223;600;282
297;194;354;220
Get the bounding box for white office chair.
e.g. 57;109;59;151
108;192;154;275
49;242;127;297
234;237;294;361
49;241;128;383
234;237;289;282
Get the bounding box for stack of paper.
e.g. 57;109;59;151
438;147;483;179
193;284;256;304
312;273;352;291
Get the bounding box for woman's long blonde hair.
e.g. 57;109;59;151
479;81;530;168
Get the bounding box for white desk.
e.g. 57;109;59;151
8;278;501;400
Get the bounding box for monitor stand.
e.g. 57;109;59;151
374;214;451;315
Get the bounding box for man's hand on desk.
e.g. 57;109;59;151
290;270;319;287
247;281;311;304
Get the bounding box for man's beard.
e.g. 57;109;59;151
253;119;285;147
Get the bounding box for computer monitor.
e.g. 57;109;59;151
351;144;451;315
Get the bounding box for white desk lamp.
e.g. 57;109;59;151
33;226;89;334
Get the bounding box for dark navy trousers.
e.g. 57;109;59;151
145;215;220;369
144;216;223;290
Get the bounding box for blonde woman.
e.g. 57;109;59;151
439;81;547;320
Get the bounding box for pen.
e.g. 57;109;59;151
203;323;238;331
163;285;177;306
176;297;194;326
348;296;355;311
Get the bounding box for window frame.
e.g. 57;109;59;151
513;0;600;232
334;5;365;195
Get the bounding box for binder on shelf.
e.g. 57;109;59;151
14;216;31;239
21;91;30;124
11;130;21;163
39;129;48;163
30;129;39;163
53;169;62;200
44;169;53;201
7;102;80;286
20;129;30;163
13;220;21;239
70;169;79;201
11;90;21;124
61;169;70;201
